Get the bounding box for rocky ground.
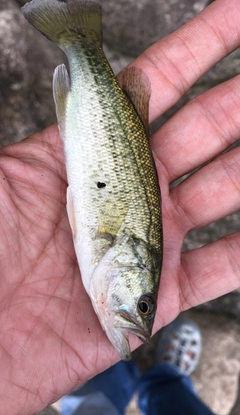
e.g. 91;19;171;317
1;0;240;414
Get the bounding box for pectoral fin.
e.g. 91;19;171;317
53;63;70;139
120;67;151;135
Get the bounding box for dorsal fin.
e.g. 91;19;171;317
120;67;151;134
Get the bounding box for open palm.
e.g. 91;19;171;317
1;0;240;413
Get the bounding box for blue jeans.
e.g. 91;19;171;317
61;360;215;415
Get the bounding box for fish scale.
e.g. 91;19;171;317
22;0;163;360
66;45;158;244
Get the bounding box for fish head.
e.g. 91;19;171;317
90;265;158;361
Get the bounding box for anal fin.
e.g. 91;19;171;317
53;64;70;139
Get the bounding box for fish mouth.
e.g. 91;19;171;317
115;310;151;344
96;309;151;361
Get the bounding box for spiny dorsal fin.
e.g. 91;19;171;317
53;64;70;139
120;67;151;134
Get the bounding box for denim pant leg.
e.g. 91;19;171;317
61;360;140;415
138;363;215;415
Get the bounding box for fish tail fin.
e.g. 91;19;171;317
21;0;102;47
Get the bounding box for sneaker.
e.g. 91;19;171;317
155;318;202;376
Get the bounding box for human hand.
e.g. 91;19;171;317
1;0;240;413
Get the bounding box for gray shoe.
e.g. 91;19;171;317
156;318;202;376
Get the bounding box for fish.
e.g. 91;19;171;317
22;0;163;360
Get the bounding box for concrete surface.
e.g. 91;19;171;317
0;1;240;414
37;408;58;415
189;311;240;415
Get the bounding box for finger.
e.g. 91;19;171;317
125;0;240;122
153;231;240;330
179;233;240;310
170;146;240;234
152;74;240;182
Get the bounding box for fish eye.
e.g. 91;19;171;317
138;295;155;316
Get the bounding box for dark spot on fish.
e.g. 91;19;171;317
88;327;90;333
97;182;106;188
2;177;5;180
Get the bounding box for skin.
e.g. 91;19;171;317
1;0;240;412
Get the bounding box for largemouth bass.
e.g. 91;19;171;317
22;0;163;360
